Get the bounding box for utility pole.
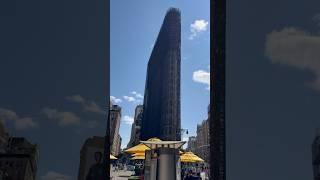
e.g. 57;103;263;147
211;0;226;180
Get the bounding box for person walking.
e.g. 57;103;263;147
200;167;206;180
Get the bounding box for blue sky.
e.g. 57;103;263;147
110;0;210;148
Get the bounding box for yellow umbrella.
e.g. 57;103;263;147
187;152;204;162
131;152;146;160
132;151;182;158
147;137;162;141
124;143;149;154
132;152;145;156
124;137;161;154
133;150;182;156
191;156;204;162
131;155;145;160
182;152;204;162
110;154;117;160
180;154;197;163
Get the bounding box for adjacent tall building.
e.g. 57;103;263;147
186;105;210;166
0;137;39;180
127;105;143;148
141;8;181;141
313;132;320;180
186;136;196;153
0;122;9;153
78;136;105;180
0;122;39;180
0;121;38;180
109;103;122;155
195;119;210;165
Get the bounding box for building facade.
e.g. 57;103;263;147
186;136;197;153
0;137;39;180
0;122;9;153
109;103;121;155
113;134;121;156
141;8;181;141
127;105;143;148
195;119;210;165
313;133;320;180
78;136;105;180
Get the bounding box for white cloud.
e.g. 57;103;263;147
182;137;188;142
110;96;122;104
265;27;320;90
42;108;80;127
313;13;320;26
66;95;85;104
0;108;38;130
122;115;134;125
193;69;210;90
121;143;127;149
15;117;38;130
66;95;105;114
191;20;209;32
189;19;209;40
0;108;18;120
123;96;136;102
83;101;105;114
121;92;143;104
41;171;72;180
87;120;98;129
136;94;143;99
131;91;143;99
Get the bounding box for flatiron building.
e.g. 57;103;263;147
140;8;181;141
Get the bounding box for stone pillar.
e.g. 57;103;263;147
157;148;179;180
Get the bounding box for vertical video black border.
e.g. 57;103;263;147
99;0;110;179
210;0;226;180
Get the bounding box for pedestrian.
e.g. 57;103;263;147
187;170;195;180
184;172;191;180
86;152;105;180
200;167;206;180
181;167;185;180
196;172;202;180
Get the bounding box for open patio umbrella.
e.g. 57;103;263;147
131;155;145;160
124;137;161;154
181;152;204;162
132;152;145;156
180;153;197;163
193;156;204;162
132;151;183;156
110;154;117;160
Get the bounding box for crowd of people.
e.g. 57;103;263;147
181;166;209;180
110;156;209;180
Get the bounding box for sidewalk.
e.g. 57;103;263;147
110;169;134;180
